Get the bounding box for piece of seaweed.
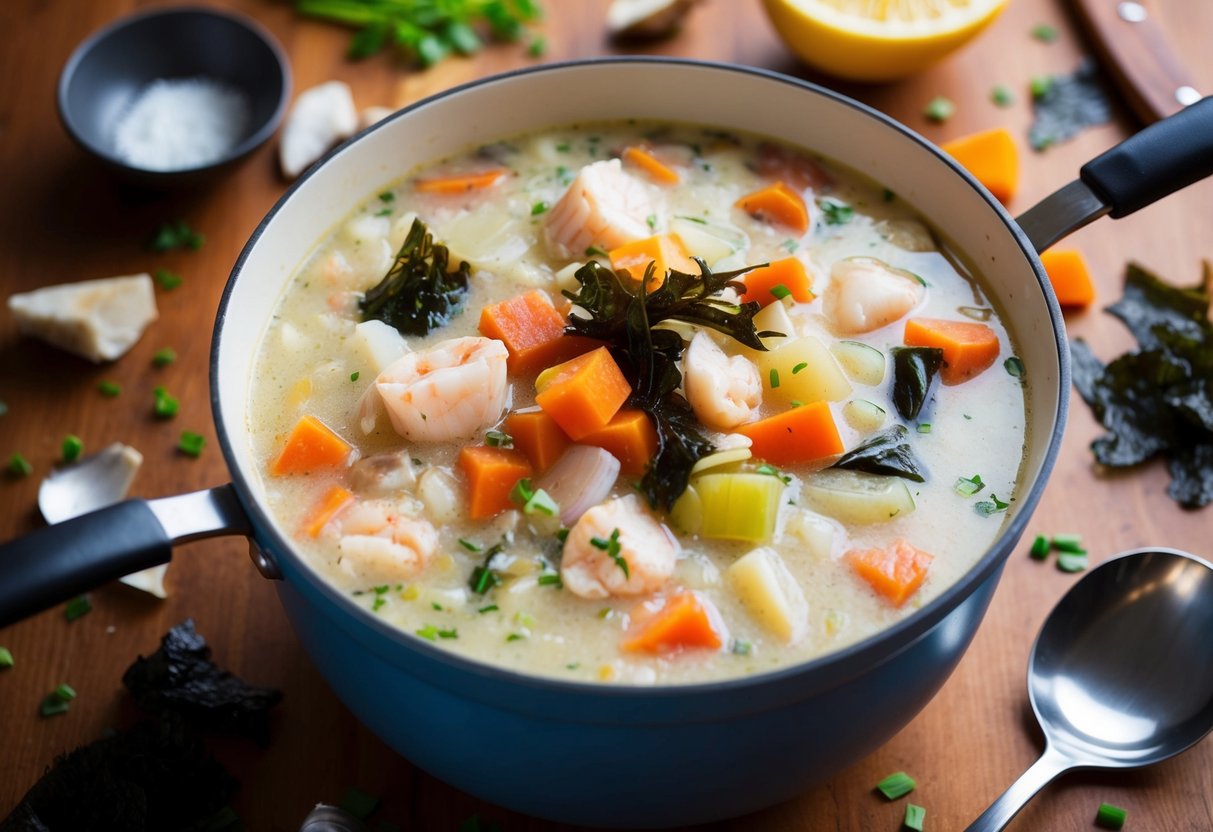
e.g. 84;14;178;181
1029;59;1114;151
122;619;282;745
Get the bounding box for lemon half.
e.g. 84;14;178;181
762;0;1010;82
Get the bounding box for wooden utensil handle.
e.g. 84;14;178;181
1071;0;1202;123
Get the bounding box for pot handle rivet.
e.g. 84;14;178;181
248;539;283;580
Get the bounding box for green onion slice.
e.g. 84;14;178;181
904;803;926;831
875;771;916;800
1095;802;1127;830
1029;534;1050;559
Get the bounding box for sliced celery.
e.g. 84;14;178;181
694;472;784;542
669;483;703;534
842;399;887;433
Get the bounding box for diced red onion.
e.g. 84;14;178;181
538;445;621;526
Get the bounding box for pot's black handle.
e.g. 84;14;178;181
1080;95;1213;218
0;500;170;629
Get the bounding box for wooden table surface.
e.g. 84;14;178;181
2;0;1211;829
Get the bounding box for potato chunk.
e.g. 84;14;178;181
726;546;809;644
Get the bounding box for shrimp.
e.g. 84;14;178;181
545;159;660;259
682;332;762;430
373;336;510;442
329;498;438;585
823;257;925;335
561;495;678;599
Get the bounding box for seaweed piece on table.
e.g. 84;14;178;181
0;715;236;832
122;619;282;745
1070;261;1213;507
1029;59;1114;151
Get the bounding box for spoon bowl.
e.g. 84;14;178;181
968;548;1213;831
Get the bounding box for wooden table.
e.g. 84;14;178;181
2;0;1210;828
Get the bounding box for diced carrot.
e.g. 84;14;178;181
740;257;814;307
505;409;571;473
737;401;843;465
579;409;658;476
479;290;598;375
415;167;509;194
1039;249;1096;308
622;145;680;185
941;127;1019;204
270;415;353;476
621;592;724;654
303;485;354;538
608;233;697;289
735;181;810;233
903;317;1001;385
535;347;632;441
757;142;832;191
458;445;533;520
844;539;934;607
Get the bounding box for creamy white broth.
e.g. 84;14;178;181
249;121;1026;684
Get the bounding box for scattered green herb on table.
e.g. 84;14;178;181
991;84;1015;107
153;386;179;418
98;381;122;397
7;452;32;477
178;431;206;457
0;646;12;668
904;802;926;831
39;683;76;717
148;219;204;252
875;770;916;800
923;96;955;123
1031;23;1058;42
61;434;83;463
65;595;92;621
1029;534;1050;559
1095;802;1127;830
154;268;183;290
152;347;177;367
1057;552;1088;573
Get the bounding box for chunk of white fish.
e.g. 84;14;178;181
279;81;358;178
8;274;157;363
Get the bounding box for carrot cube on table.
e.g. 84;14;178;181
1039;249;1096;308
940;127;1019;204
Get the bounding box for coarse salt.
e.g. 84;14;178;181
113;77;250;171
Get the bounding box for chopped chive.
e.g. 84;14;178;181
790;399;804;407
437;628;458;639
1029;534;1050;559
770;284;792;300
459;538;483;553
154;268;184;290
597;607;612;619
148;219;204;252
820;197;854;225
372;596;386;612
416;625;439;641
0;647;12;668
954;474;985;497
756;463;791;484
431;601;443;611
1057;552;1088;573
374;208;392;217
39;685;75;717
152;386;179;418
769;368;780;389
1095;802;1127;830
904;803;926;831
506;633;525;642
556;527;569;543
61;434;83;463
1004;356;1025;378
378;191;395;203
531;201;549;216
1031;23;1059;42
510;478;557;516
538;573;563;588
65;595;91;621
646;214;657;231
917;423;932;434
584;245;608;258
477;604;498;614
7;452;32;477
975;493;1010;517
1051;533;1084;553
792;362;807;374
555;142;571;153
339;787;380;820
730;639;752;655
991;84;1016;108
1030;75;1054;100
152;347;177;367
350;371;360;382
514;611;536;629
923;96;956;123
676;214;707;224
591;529;627;578
526;34;546;57
485;429;513;448
178;431;205;457
876;771;916;800
98;381;122;397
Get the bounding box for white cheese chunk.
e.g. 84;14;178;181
8;274;158;362
279;81;358;178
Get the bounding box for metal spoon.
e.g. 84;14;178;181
966;548;1213;831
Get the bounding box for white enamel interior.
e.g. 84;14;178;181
216;61;1061;577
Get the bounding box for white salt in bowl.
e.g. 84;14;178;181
58;6;290;188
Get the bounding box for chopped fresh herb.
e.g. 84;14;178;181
152;347;177;366
531;201;549;216
178;431;206;457
98;381;122;397
0;646;12;668
431;601;443;611
1030;74;1054;100
556;164;572;184
676;214;707;224
373;585;389;595
597;607;612;619
975;493;1010;517
1031;23;1058;42
792;361;807;374
991;84;1015;107
350;371;360;382
154;268;183;290
782;239;799;253
591;529;628;578
1095;802;1127;830
755;462;791;484
730;639;752;655
790;399;804;407
923;96;955;123
416;625;439;641
61;434;84;463
769;368;780;389
876;771;916;800
832;425;927;483
1030;534;1050;559
148;219;204;252
40;684;76;717
338;787;379;820
437;628;459;639
769;283;791;300
374;208;392;217
153;387;179;418
372;596;386;612
7;452;32;477
65;595;92;621
954;474;986;497
1004;356;1025;379
485;429;513;448
459;538;483;553
469;541;506;594
917;423;932;434
819;197;854;225
556;527;569;543
1051;533;1085;553
1057;552;1088;573
646;214;657;231
360;218;471;337
527;34;546;57
585;245;609;258
904;803;926;831
379;191;395;203
478;604;499;614
537;573;563;588
891;347;944;422
510;478;558;516
506;633;525;642
555;141;571;152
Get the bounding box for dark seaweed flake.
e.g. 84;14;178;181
1029;59;1114;151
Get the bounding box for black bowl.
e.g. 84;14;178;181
57;6;290;189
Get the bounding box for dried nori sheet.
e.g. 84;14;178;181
1029;59;1115;151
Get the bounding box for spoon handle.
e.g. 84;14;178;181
964;746;1073;832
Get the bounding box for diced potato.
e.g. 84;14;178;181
750;297;796;352
442;202;530;266
784;510;839;561
875;218;935;252
803;469;916;525
695;472;784;542
352;319;407;375
842;399;887;433
726;547;809;644
830;340;886;386
554;262;582;294
757;335;852;404
670;218;735;265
